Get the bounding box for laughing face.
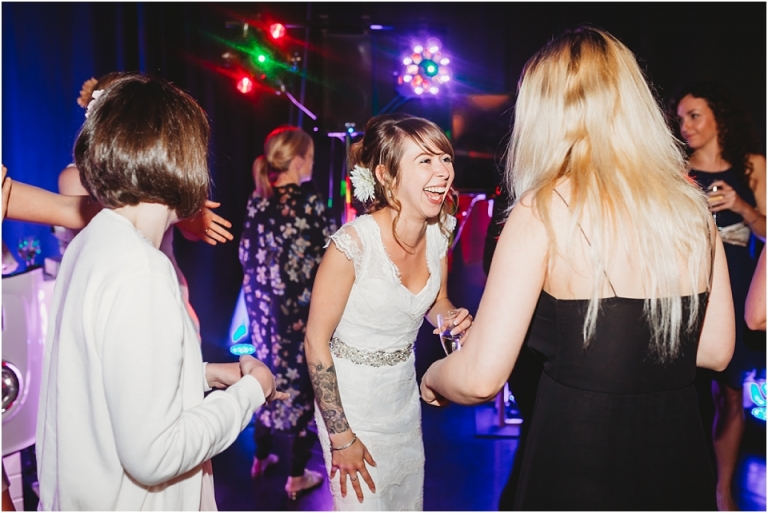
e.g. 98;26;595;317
390;138;455;221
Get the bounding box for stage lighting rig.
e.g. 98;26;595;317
396;37;452;97
221;18;300;93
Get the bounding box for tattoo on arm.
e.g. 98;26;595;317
309;361;351;434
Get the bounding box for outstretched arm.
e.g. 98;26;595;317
304;242;376;503
176;200;234;246
421;194;548;406
2;166;10;220
6;178;101;229
61;163;233;246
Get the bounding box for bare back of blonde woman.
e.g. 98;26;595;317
421;27;735;510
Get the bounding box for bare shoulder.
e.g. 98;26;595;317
748;154;766;209
500;190;548;245
58;165;87;195
749;153;766;178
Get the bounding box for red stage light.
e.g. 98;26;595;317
237;76;254;94
269;23;285;40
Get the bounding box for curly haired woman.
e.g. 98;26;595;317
674;80;766;511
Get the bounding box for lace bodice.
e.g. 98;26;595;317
326;215;450;352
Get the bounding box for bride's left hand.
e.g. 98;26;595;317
432;307;473;338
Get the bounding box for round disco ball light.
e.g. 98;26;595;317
396;39;451;98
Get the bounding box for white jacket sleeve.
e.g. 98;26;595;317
100;266;265;487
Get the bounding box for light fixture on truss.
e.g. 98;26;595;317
396;37;452;97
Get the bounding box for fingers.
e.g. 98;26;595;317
339;470;367;503
362;447;377;468
270;390;290;401
331;442;376;503
209;212;233;230
200;209;234;246
420;374;449;407
208;217;234;239
449;308;473;335
199;226;228;246
339;470;347;498
204;199;221;209
350;472;365;503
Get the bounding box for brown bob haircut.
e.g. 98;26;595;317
74;73;210;219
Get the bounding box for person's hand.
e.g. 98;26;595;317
707;180;749;215
329;432;377;503
239;355;289;402
176;200;234;245
2;165;11;221
205;362;242;389
420;366;449;407
432;307;473;338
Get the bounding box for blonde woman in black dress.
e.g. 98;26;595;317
421;27;735;510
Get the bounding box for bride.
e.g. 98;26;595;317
304;113;473;510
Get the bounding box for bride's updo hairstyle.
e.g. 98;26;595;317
74;73;210;220
349;113;457;247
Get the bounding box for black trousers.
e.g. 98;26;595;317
254;420;317;477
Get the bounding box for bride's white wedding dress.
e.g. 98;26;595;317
315;214;451;511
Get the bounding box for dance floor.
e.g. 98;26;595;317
212;379;766;511
212;218;766;511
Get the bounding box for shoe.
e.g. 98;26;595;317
285;469;324;500
251;454;279;478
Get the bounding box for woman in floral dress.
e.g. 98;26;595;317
239;126;336;499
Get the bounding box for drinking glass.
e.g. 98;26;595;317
707;184;721;224
437;311;463;356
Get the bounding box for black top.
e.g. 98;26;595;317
528;291;707;395
514;291;716;510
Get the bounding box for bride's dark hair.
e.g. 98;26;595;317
349;113;457;249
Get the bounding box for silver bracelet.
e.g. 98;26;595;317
330;433;357;451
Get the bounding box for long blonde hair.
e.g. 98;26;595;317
253;126;312;198
506;27;712;361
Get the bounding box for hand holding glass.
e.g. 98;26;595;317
437;311;463;355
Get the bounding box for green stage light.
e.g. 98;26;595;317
422;60;438;77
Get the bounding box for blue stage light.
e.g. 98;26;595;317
230;343;256;356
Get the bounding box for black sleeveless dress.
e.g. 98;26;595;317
514;291;716;510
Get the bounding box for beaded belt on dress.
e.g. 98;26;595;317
329;337;413;367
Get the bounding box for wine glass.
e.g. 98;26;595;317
17;236;41;268
436;311;463;356
707;184;721;224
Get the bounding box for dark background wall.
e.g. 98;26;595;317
3;2;765;361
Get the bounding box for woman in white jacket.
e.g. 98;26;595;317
36;73;286;510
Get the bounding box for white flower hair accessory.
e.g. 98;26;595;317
349;164;376;203
85;89;105;119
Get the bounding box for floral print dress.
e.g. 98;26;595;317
239;183;336;433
